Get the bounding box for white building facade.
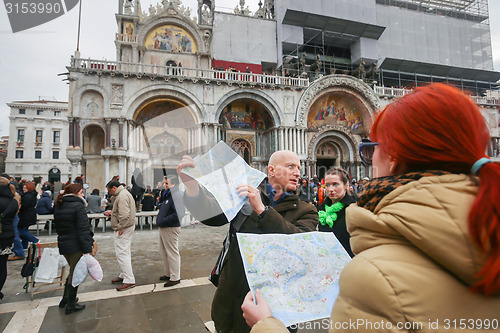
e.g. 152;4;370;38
5;100;71;183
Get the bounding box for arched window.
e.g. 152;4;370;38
231;139;251;164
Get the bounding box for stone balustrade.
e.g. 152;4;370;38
71;57;310;89
115;33;137;43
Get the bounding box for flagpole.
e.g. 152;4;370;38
76;0;82;51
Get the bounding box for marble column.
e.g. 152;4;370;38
71;161;78;181
104;157;110;185
118;119;124;149
118;157;124;181
105;118;111;149
127;121;134;152
279;128;284;150
74;119;81;148
68;117;74;148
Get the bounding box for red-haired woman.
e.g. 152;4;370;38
242;83;500;331
54;183;94;314
17;181;39;248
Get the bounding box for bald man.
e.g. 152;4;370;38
177;150;318;333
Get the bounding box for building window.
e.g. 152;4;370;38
53;131;60;143
54;111;61;116
19;109;25;114
52;151;59;159
17;129;25;143
36;130;43;145
15;150;23;159
35;151;42;159
37;109;43;115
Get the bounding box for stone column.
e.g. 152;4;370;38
104;157;110;185
68;117;74;148
118;119;124;149
127;121;134;152
71;161;79;181
105;118;111;149
279;128;284;150
118;157;125;181
74;118;81;148
293;128;298;153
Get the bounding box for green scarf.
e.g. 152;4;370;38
318;202;345;228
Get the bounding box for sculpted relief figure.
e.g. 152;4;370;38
124;0;133;15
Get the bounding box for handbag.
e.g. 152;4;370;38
21;243;38;277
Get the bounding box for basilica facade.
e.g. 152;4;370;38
64;0;500;191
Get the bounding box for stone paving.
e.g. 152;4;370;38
0;222;327;332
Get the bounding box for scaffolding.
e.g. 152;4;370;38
376;0;489;23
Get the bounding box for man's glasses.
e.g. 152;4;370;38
359;140;379;165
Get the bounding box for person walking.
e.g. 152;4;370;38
17;182;39;249
317;168;356;257
157;175;185;287
104;179;136;291
0;177;20;300
297;177;314;203
54;184;94;314
242;83;500;332
177;150;318;333
141;187;156;225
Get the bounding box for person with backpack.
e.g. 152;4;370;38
54;183;95;314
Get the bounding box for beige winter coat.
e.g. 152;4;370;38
110;186;136;231
251;174;500;332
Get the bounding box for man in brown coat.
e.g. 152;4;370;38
177;150;318;333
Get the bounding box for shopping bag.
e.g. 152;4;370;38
86;255;103;282
71;255;88;287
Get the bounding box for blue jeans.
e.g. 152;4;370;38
12;215;24;257
18;227;39;250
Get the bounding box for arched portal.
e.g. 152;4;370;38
218;98;275;169
132;97;198;186
82;124;106;191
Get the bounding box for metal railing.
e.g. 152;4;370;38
71;58;310;88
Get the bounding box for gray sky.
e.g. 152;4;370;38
0;0;499;137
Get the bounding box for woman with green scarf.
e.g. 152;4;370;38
317;168;356;257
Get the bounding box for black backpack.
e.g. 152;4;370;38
21;243;39;277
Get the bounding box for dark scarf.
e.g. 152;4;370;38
357;170;451;212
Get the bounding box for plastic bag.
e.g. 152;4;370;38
86;255;103;282
71;255;88;287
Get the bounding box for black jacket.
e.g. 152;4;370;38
54;195;94;255
317;194;356;257
141;193;156;211
18;191;37;228
0;185;19;249
157;187;185;228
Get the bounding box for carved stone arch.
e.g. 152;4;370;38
296;74;381;127
82;123;106;155
213;89;283;127
73;85;109;118
124;84;204;123
230;138;252;164
307;125;361;163
137;16;206;53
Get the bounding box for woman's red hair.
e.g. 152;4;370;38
24;181;35;192
55;183;83;207
371;83;500;295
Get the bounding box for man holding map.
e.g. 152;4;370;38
177;149;318;333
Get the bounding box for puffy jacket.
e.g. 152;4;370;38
36;191;54;215
18;191;37;228
332;174;500;332
0;179;19;250
54;195;94;255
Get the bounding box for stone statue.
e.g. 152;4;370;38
201;4;211;24
315;54;322;73
234;5;241;14
124;0;133;15
300;52;307;73
148;4;156;16
264;0;274;19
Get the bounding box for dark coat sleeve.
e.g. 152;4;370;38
259;201;318;234
184;186;228;227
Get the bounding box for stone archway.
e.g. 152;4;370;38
231;138;252;164
82;124;106;192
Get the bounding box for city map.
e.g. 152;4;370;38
237;232;351;327
181;141;266;221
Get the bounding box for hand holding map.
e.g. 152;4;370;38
180;141;266;221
